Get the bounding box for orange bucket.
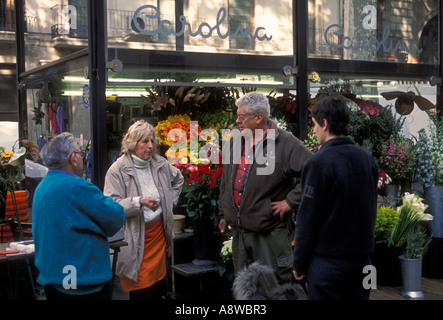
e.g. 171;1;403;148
1;191;29;242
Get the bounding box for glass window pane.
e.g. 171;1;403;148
23;54;91;174
308;0;438;64
24;0;88;71
107;0;293;56
308;74;437;144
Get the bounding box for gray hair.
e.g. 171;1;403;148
121;120;157;155
235;92;270;120
40;132;78;169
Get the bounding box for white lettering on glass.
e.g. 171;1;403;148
132;5;272;41
325;24;422;55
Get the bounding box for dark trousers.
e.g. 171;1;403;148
44;283;110;300
307;255;371;300
129;278;166;300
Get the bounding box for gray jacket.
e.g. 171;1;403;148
104;153;183;282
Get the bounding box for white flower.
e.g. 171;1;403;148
220;237;232;258
399;192;433;221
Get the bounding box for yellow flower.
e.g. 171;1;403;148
1;151;13;159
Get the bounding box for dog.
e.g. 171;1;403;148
232;262;308;300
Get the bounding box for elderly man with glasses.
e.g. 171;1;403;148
218;92;312;292
32;132;125;300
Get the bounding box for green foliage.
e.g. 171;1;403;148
404;225;432;259
303;127;320;153
0;147;26;201
141;86;211;120
378;137;417;184
183;184;220;220
348;103;405;160
388;205;422;248
198;110;236;134
267;91;298;136
416;111;443;187
375;204;400;243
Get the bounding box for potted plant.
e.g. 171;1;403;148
0;146;26;223
141;86;211;121
174;147;223;266
416;111;443;278
416;111;443;237
371;204;402;286
378;138;417;207
344;94;405;160
398;225;432;299
388;193;433;299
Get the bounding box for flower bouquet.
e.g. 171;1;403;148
175;149;223;220
1;147;26;194
141;86;210;120
155;114;203;162
219;237;234;281
378;138;417;185
177;161;223;220
1;146;26;222
378;170;392;189
416;111;443;188
345;94;405;159
388;193;433;250
303;128;320;153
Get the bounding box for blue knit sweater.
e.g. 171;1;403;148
32;170;125;287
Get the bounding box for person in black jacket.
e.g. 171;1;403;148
292;95;379;300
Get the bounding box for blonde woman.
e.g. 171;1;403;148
104;120;183;300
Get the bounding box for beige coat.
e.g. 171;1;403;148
104;153;184;282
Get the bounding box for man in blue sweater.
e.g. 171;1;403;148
293;96;378;300
32;132;125;300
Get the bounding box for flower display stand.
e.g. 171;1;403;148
192;217;216;267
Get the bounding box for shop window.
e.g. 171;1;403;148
308;75;437;153
51;0;88;39
24;0;88;70
227;0;254;50
108;0;292;56
0;0;14;31
308;0;439;64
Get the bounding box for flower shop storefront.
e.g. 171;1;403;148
9;0;443;297
15;0;442;184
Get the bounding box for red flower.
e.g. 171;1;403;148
201;166;212;175
190;171;200;179
208;179;217;188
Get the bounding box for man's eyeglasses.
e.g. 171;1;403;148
236;113;250;122
73;150;86;158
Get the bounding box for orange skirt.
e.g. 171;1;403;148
120;217;166;292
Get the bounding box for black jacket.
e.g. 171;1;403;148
293;137;379;273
